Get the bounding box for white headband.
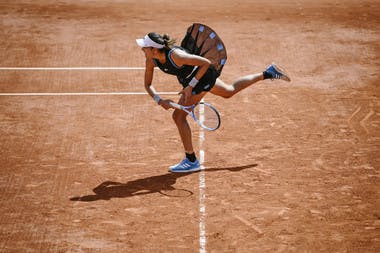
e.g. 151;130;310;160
136;34;164;49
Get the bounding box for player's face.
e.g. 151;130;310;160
141;47;153;57
142;47;162;59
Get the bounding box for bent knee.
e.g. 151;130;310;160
172;110;187;123
221;93;234;99
214;91;234;99
211;83;235;98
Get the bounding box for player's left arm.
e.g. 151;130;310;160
172;49;211;81
171;50;211;103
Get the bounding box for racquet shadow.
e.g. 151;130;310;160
70;163;258;202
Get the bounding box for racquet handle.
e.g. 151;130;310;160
169;102;184;110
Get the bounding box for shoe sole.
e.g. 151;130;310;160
272;64;291;82
169;166;201;173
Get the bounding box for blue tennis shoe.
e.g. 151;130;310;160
169;158;201;173
265;63;291;82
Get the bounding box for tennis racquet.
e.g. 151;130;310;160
170;101;221;131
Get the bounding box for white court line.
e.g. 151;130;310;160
198;100;206;253
0;67;146;70
0;92;178;96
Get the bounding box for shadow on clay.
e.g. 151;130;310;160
69;163;258;202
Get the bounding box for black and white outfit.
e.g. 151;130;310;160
155;23;228;94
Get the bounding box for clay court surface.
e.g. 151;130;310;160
0;0;379;252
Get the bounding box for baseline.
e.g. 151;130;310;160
0;92;177;96
0;67;147;70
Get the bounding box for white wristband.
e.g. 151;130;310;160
188;77;199;88
153;94;161;104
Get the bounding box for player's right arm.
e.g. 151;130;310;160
144;58;173;110
144;58;156;99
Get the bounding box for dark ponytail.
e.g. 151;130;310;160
162;34;176;48
147;32;176;50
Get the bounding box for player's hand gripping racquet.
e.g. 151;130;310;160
169;101;221;131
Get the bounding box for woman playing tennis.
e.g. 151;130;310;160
136;23;290;173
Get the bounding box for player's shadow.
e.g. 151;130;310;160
70;163;258;202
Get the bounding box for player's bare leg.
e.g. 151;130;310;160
170;91;207;172
210;73;264;98
210;63;290;98
172;91;207;153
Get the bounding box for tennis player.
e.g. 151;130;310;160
136;24;290;173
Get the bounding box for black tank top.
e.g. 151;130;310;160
153;47;199;85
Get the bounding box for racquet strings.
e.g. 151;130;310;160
195;103;220;130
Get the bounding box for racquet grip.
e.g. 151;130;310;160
169;102;183;110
